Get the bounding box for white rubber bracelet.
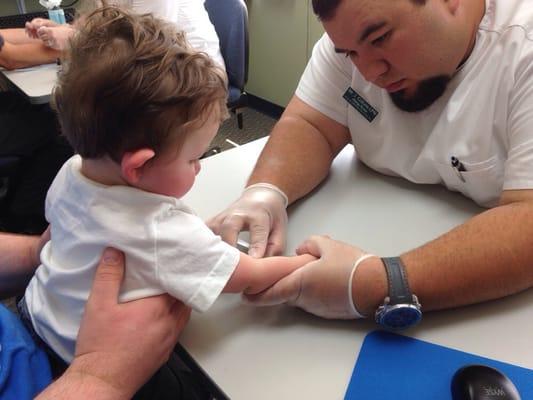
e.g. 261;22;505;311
244;182;289;208
348;254;376;318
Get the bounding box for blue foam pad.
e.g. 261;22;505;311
345;330;533;399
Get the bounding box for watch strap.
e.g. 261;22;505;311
381;257;413;305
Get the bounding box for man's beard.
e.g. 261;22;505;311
389;75;451;112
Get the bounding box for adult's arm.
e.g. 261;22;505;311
384;190;533;313
208;95;352;257
36;248;191;400
246;190;533;318
0;37;59;69
1;28;42;44
249;96;351;204
0;229;49;299
376;52;533;315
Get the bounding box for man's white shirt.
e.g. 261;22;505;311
296;0;533;207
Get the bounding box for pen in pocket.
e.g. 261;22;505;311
451;156;466;182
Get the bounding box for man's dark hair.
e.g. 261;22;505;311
312;0;426;21
311;0;342;21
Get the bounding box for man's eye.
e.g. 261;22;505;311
372;31;391;46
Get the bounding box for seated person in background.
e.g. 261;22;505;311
25;0;225;68
0;89;71;235
21;6;314;364
2;0;222;235
124;0;225;69
0;28;59;69
0;30;71;235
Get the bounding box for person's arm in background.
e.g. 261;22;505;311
208;96;352;257
223;252;316;294
0;30;59;70
0;228;49;299
2;27;43;44
37;248;191;400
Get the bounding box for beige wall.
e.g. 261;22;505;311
245;0;324;107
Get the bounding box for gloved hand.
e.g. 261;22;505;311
207;183;289;258
244;235;375;319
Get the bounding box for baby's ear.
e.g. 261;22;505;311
121;148;155;185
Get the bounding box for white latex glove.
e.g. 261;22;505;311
244;235;375;319
207;183;288;258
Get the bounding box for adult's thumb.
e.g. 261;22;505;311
89;247;125;305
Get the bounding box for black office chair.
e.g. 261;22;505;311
205;0;249;129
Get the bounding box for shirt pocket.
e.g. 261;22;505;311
434;156;504;208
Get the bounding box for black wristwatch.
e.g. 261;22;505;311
375;257;422;330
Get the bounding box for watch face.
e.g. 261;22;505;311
380;305;422;330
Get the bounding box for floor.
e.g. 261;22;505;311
208;107;276;154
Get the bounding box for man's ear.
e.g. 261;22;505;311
121;148;156;185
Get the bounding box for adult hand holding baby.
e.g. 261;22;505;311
37;248;191;400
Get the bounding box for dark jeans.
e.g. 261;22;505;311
0;91;73;234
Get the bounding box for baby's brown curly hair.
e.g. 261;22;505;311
52;6;228;162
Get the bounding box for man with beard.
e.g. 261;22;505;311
208;0;533;327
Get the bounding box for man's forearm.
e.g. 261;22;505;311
354;200;533;315
248;97;351;204
248;118;333;203
0;233;40;298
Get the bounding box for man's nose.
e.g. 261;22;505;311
351;51;389;84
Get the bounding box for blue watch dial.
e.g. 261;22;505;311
380;305;422;330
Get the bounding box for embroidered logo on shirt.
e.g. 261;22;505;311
343;87;378;122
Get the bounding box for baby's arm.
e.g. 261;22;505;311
223;253;316;295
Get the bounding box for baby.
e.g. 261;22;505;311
22;6;314;363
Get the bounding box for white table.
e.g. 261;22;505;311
0;63;57;104
181;138;533;399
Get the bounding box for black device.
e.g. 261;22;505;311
451;364;521;400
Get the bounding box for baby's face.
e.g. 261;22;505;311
140;112;220;198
